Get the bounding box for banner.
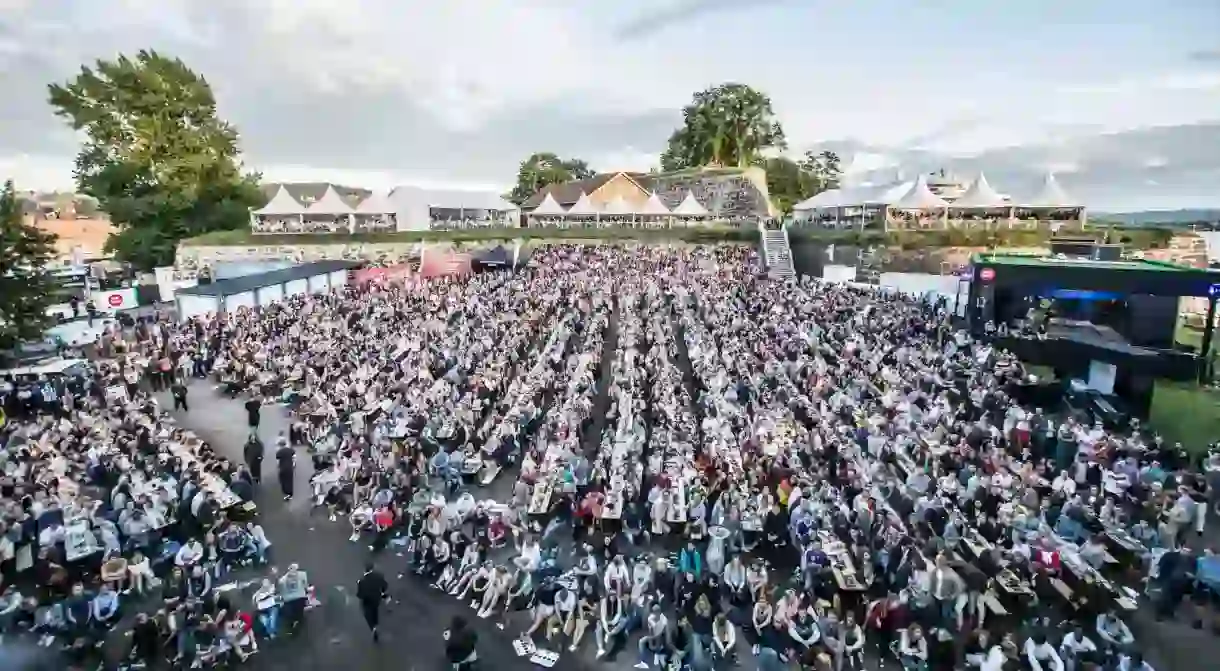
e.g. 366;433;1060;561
420;252;472;278
354;264;413;285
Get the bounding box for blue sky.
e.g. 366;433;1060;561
0;0;1216;209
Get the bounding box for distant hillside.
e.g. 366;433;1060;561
1093;209;1220;226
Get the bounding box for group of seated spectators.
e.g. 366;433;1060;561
0;339;320;669
10;242;1220;671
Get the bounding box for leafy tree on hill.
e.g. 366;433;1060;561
0;180;57;348
660;83;787;171
760;150;842;214
506;152;596;205
47;50;263;270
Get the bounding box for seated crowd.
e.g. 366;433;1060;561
7;243;1220;671
0;353;315;669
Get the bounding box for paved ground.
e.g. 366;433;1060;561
161;381;596;671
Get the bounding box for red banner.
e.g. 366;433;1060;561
354;264;413;285
420;252;472;278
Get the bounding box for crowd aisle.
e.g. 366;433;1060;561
5;244;1220;671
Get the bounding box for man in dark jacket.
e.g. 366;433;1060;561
445;616;477;669
356;562;389;641
275;440;295;501
171;379;189;411
243;435;264;484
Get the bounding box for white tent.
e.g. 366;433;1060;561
306;185;355;215
864;180;916;205
567;192;602;216
531;192;567;215
355;191;394;214
952;173;1007;208
1025;173;1077;207
892;175;949;209
640;192;671;215
603;196;632;215
254;186;306;215
672;191;709;216
793;188;845;211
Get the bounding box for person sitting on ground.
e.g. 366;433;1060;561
1025;631;1065;671
1096;610;1135;648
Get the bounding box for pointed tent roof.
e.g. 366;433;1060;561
640;192;671;215
794;188;843;211
672;191;709;216
892;174;949;209
603;196;632;215
566;192;601;216
1026;173;1077;208
355;191;394;214
531;192;567;215
253;185;306;215
306;185;354;215
865;180;916;205
952;173;1007;208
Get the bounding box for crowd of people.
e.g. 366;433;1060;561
5;243;1220;671
0;325;325;669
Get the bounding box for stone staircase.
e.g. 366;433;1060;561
760;225;795;278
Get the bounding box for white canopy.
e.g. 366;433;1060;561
864;180;916;205
793;188;845;211
567;192;602;216
253;185;306;215
603;196;633;215
952;172;1007;208
306;185;354;215
1025;173;1077;208
531;192;567;215
355;191;394;214
640;192;671;215
892;174;949;209
672;191;709;216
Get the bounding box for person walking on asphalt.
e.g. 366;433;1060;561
356;561;389;642
244;433;265;484
444;616;478;670
171;378;189;411
245;394;262;437
275;438;296;501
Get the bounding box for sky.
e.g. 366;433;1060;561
0;0;1217;211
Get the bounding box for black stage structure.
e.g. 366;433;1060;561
966;252;1220;420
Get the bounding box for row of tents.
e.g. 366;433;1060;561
529;191;711;217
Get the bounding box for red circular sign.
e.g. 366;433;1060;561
107;293;124;307
979;268;996;282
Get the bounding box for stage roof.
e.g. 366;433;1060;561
975;254;1201;273
971;253;1220;298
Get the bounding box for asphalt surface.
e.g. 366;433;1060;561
161;382;590;671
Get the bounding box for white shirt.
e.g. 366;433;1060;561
1025;639;1065;671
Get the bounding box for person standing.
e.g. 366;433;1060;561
244;434;265;484
275;439;296;501
356;562;389;642
245;395;262;437
444;616;478;670
171;378;189;411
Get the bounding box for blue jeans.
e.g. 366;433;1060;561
259;606;280;638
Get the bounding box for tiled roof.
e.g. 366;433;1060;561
520;174;620;209
32;217;116;259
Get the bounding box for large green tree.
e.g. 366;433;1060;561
506;152;596;205
47;50;262;270
759;150;842;214
660;83;787;171
0;181;58;348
